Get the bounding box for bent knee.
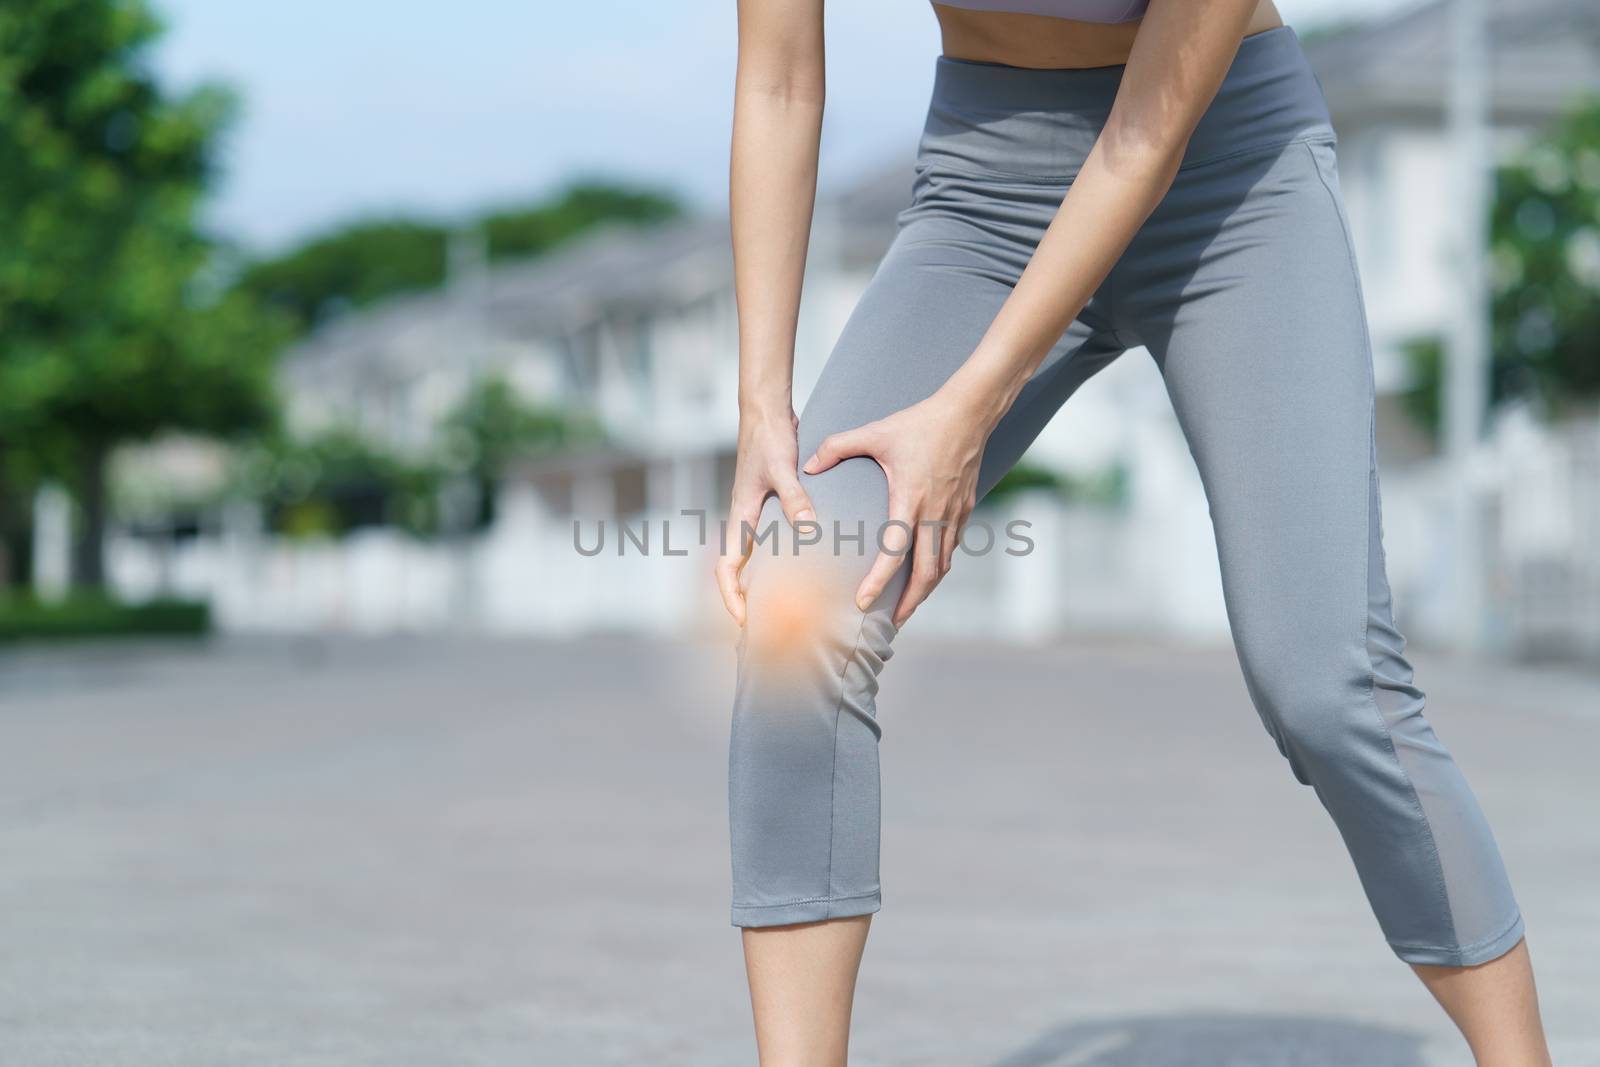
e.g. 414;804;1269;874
743;552;849;658
737;531;900;716
1241;649;1388;773
740;498;899;642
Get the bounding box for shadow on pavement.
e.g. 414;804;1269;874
991;1014;1426;1066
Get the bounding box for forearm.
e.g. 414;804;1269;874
945;143;1181;426
730;84;823;419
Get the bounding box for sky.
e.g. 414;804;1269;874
152;0;1410;255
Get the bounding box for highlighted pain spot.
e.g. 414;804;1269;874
745;560;837;669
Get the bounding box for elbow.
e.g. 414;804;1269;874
735;76;825;110
736;81;825;111
1096;121;1188;184
735;46;825;110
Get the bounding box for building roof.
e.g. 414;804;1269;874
1302;0;1600;124
481;155;913;335
486;216;733;333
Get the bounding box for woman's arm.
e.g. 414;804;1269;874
715;0;827;626
936;0;1262;425
804;0;1264;625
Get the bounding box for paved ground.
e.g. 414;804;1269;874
0;633;1596;1066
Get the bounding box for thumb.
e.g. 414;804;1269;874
802;426;873;475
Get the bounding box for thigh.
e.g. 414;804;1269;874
1122;139;1378;681
792;212;1124;561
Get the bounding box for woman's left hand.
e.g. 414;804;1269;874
802;388;990;627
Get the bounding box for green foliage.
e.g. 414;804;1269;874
1488;98;1600;409
0;0;288;585
229;380;606;541
1399;334;1531;436
0;0;281;443
239;430;445;539
440;376;605;529
481;179;680;261
986;463;1066;501
0;592;210;641
233;180;684;336
442;376;603;474
1404;96;1600;432
983;460;1127;506
231;220;451;334
1400;337;1444;436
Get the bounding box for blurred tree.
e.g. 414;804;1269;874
0;0;288;588
985;462;1068;502
233;381;603;540
230;220;451;335
1399;335;1524;436
984;460;1128;507
1404;97;1600;434
440;376;604;529
480;179;680;261
243;429;444;539
233;180;683;336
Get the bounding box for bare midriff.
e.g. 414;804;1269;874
932;0;1283;69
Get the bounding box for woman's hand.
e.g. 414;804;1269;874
716;405;818;627
803;388;989;627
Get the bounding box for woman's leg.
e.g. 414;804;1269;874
1120;137;1548;1061
742;915;871;1067
1415;939;1552;1066
731;201;1125;1063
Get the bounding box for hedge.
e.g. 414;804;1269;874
0;595;211;641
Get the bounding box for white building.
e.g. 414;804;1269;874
112;0;1600;655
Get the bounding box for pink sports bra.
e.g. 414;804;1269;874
931;0;1147;22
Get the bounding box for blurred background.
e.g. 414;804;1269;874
1;1;1597;1064
0;0;1595;652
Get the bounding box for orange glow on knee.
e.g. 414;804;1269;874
746;563;835;666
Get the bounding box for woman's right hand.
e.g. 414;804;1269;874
715;405;817;627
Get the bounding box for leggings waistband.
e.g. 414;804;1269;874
919;25;1336;180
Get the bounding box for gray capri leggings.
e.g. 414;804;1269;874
729;26;1525;967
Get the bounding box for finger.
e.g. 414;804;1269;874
721;490;764;562
715;556;745;627
894;520;947;626
893;561;939;627
803;425;873;475
716;492;763;626
939;507;968;575
772;469;817;528
854;510;913;612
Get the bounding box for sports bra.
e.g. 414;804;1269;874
931;0;1147;22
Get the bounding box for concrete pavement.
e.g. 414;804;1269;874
0;633;1595;1065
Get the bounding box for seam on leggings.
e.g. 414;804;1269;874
731;891;882;910
913;135;1335;186
1357;434;1457;952
825;610;872;913
1306;137;1461;953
